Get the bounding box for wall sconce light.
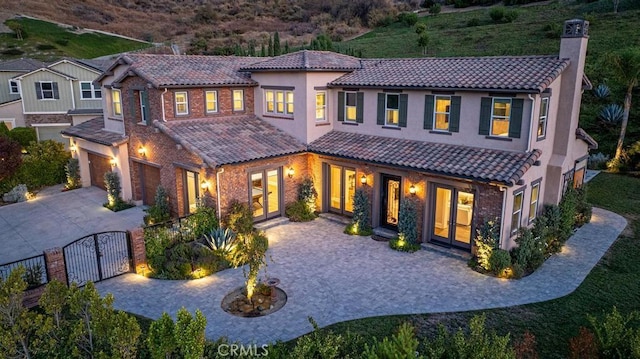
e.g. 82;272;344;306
360;174;367;185
409;184;417;195
69;144;77;153
200;180;210;191
287;167;294;178
138;146;146;157
110;158;117;167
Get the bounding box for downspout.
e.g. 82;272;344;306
70;80;76;110
160;88;167;122
527;94;535;152
498;185;508;249
216;167;225;221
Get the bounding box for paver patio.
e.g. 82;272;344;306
0;185;145;264
95;207;626;345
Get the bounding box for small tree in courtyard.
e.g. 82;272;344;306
345;188;372;236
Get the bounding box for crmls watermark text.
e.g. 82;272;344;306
217;344;269;357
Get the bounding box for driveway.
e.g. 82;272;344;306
0;185;145;264
95;207;626;345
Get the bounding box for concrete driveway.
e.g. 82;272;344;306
96;207;625;345
0;185;145;264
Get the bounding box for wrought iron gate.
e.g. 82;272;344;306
63;231;132;286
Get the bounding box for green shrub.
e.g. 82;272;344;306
286;200;317;222
0;137;22;183
389;236;421;253
8;127;36;149
104;171;127;211
347;188;372;236
363;322;419;358
489;7;506;22
143;186;171;225
22;263;44;289
298;177;318;213
489;249;511;275
201;227;236;257
64;158;81;190
181;203;219;241
560;188;578;238
223;200;253;235
0;122;9;137
512;227;545;272
588;307;640;359
289;317;364;359
429;3;442;15
175;308;207;359
18;140;70;189
503;9;519;23
55;39;69;46
574;187;592;227
398;199;418;244
398;12;419;26
474;218;500;271
467;17;481;27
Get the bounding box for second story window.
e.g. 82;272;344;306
36;81;59;100
338;91;363;123
205;91;218;113
479;97;524;139
423;95;461;132
9;80;19;94
377;92;409;127
385;94;399;126
112;89;122;117
315;91;326;122
537;97;549;140
529;180;540;222
511;189;524;235
434;96;451;131
175;92;188;115
264;89;294;116
80;82;101;100
345;92;357;122
233;89;244;112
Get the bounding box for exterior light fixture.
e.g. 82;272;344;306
409;184;417;195
287;167;294;178
69;144;77;153
110;158;117;167
360;174;367;185
200;180;209;191
138;146;146;157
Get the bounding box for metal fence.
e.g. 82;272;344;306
143;214;197;244
0;254;48;286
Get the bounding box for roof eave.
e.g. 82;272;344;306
326;84;542;94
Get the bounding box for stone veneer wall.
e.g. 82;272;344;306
24;113;70;126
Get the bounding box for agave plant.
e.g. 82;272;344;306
593;84;611;99
599;104;624;125
201;227;237;255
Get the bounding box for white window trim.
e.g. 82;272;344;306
8;80;19;95
233;89;244;112
79;81;101;100
205;90;218;114
433;95;451;132
537;97;549;139
38;81;55;101
112;89;122;117
511;190;524;235
384;93;400;126
264;89;293;116
490;97;512;137
315;91;327;122
344;91;357;122
529;182;540;222
175;92;189;116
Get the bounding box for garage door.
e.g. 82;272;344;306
88;153;111;190
36;125;70;148
139;163;161;205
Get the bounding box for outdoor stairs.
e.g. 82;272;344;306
318;212;351;226
371;227;397;241
255;216;291;231
421;242;472;262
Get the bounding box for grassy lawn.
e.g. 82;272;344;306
0;18;151;61
307;173;640;358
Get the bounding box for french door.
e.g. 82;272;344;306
380;174;401;230
328;164;356;215
430;184;474;250
250;168;282;221
183;170;199;214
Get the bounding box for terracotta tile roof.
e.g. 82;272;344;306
0;58;45;72
240;50;361;72
114;54;263;88
153;116;306;168
576;127;598;150
309;131;541;185
61;117;128;146
330;56;569;93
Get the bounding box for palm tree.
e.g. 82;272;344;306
608;47;640;161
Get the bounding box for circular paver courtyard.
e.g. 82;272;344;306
96;207;626;345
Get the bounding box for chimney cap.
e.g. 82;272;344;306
562;19;589;38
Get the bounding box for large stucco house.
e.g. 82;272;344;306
62;19;596;251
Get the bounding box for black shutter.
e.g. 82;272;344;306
356;92;364;123
423;95;434;130
479;97;492;136
449;96;461;133
35;83;42;100
377;93;385;125
509;98;524;138
129;89;136;119
398;93;408;128
337;91;345;122
52;82;59;99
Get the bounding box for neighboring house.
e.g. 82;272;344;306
10;58;110;144
0;58;45;130
63;19;597;250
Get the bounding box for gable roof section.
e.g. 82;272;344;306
309;131;541;185
153;116;306;168
576;128;598;150
0;58;45;72
61;117;128;146
240;50;362;72
330;56;569;93
47;58;106;74
109;54;262;88
13;67;77;81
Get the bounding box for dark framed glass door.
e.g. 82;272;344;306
250;168;282;221
328;164;356;215
430;184;474;249
380;174;401;230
